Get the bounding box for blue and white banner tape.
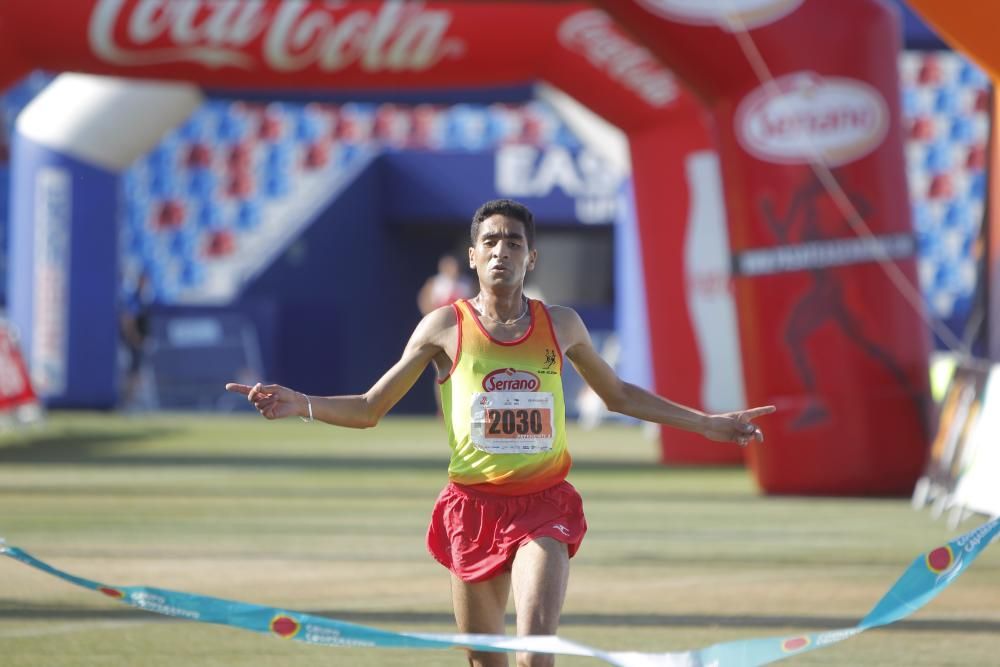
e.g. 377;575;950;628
3;516;998;667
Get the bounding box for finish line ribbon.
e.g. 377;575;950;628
3;516;998;667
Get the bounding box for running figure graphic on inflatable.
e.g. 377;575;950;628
759;172;925;431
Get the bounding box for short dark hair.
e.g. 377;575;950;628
470;199;535;248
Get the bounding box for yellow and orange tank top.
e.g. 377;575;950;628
439;298;570;495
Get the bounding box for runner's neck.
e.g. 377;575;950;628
473;292;528;326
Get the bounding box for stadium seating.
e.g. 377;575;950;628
899;51;989;345
116;99;577;305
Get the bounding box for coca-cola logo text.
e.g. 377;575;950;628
735;72;889;167
88;0;465;72
483;369;540;392
558;10;677;107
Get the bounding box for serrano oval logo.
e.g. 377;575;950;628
483;368;540;392
735;72;889;167
637;0;804;30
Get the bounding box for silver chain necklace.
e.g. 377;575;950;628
474;296;529;326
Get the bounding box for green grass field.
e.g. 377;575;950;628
1;412;998;666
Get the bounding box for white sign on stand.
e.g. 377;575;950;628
949;365;1000;521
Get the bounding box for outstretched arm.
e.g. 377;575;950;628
225;307;455;429
551;306;774;446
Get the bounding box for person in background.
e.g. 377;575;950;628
119;271;153;410
418;254;474;316
419;254;475;413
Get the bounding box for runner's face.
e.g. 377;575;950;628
469;215;536;289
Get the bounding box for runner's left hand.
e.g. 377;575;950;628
702;406;775;446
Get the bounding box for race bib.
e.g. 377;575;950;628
470;392;555;454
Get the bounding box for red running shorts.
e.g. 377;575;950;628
426;480;588;583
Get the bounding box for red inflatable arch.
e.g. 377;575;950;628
0;0;930;495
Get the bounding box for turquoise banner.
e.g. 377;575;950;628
3;516;998;666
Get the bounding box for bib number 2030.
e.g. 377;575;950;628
470;391;556;454
486;408;551;437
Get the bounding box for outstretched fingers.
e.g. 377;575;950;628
225;382;287;419
739;405;776;421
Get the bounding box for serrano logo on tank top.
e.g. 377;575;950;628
483;368;540;392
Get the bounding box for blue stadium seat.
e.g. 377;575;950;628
949;117;974;142
179;258;205;287
127;228;156;259
215;108;249;143
187;168;217;200
923;143;952;172
969;171;987;199
125;201;149;232
942;201;969;228
292;108;323;142
934;87;959;114
961;232;977;258
262;171;290;198
193;201;222;230
444;105;490;150
148;144;178;174
958;61;988;87
149;171;180;198
168;227;198;258
338;141;363;166
177;114;208;142
235;200;262;231
264;143;292;171
934;263;958;291
901;88;921;117
911;202;934;232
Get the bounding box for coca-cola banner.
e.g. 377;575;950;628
1;1;500;86
2;0;695;124
0;0;648;95
601;0;931;494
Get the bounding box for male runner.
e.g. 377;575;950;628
226;198;773;667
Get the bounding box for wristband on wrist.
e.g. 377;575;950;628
300;393;314;423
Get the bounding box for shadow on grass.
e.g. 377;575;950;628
2;603;999;634
0;443;729;476
0;427;180;464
